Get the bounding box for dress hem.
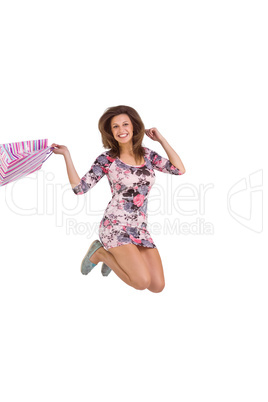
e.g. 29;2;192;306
101;240;157;251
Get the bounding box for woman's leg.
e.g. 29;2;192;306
89;244;151;290
136;246;165;293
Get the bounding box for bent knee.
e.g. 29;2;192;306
132;274;151;290
149;280;165;293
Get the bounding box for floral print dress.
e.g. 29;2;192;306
72;146;183;250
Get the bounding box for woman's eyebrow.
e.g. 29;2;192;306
112;121;129;125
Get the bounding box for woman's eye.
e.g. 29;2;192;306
113;124;128;128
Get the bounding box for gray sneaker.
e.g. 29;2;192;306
81;239;103;275
101;263;112;277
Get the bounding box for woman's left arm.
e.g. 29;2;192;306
145;128;186;174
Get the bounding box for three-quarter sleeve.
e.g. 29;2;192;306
145;147;182;175
72;152;110;195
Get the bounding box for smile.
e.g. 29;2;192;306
118;134;128;138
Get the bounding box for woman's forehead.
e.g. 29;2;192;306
111;114;130;124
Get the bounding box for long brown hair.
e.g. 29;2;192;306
98;105;145;163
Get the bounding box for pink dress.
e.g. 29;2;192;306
72;146;183;250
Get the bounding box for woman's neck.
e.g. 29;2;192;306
119;143;134;156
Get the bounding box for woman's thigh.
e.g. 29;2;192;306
107;243;151;290
136;246;165;292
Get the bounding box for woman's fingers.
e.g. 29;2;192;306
51;144;63;154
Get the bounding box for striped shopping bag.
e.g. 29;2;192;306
0;139;54;187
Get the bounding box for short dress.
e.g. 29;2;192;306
72;146;183;250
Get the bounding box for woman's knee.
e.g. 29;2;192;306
108;244;151;289
132;272;151;290
148;279;165;293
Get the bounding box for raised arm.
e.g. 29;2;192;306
145;128;186;174
158;137;186;174
52;143;111;195
51;144;81;189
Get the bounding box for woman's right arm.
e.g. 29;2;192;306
51;143;80;189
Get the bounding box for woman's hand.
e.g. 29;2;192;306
145;128;164;143
51;143;69;157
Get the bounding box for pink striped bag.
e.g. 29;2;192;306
0;139;54;187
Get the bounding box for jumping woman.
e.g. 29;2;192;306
52;105;186;293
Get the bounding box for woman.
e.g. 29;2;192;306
52;105;186;292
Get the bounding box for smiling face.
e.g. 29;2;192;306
111;114;134;147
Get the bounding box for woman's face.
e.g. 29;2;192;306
111;114;134;145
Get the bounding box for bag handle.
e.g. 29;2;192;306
41;146;55;164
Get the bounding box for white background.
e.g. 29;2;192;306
0;1;267;401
